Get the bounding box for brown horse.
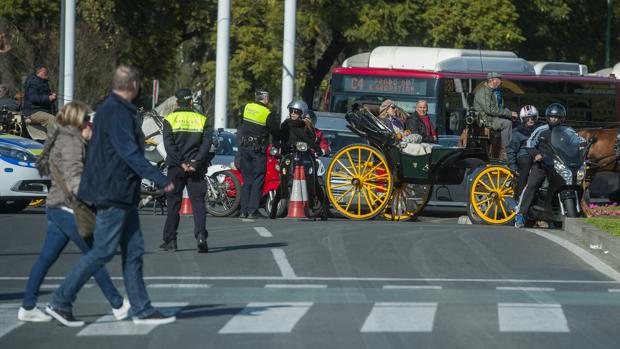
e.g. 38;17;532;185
577;127;620;214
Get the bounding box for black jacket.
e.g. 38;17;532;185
405;113;435;143
280;119;320;153
162;107;212;169
23;73;55;116
506;123;539;170
238;102;280;143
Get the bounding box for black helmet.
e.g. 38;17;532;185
175;88;192;107
544;103;566;126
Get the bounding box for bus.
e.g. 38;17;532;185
324;46;619;133
322;46;620;207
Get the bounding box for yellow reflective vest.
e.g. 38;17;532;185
243;103;270;126
164;110;207;133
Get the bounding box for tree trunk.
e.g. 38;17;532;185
302;32;345;110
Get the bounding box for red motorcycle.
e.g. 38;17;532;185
230;144;286;217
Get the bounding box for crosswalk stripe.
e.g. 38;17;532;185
498;303;569;332
264;284;327;289
219;302;313;334
496;287;555;292
360;302;437;333
0;304;24;338
147;284;211;289
77;302;187;336
383;285;442;290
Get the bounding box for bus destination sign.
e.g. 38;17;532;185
342;76;427;95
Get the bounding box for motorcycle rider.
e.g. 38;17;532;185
506;105;540;198
280;100;320;154
161;88;211;252
514;103;584;228
238;89;280;219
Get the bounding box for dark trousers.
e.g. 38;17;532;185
514;155;533;198
163;166;207;242
239;146;266;215
517;162;547;215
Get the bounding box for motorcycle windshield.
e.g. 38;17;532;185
550;126;582;167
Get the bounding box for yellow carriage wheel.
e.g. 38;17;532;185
469;166;516;225
326;144;393;220
383;183;433;221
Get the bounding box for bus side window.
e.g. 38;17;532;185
445;92;465;134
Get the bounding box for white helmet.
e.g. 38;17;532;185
518;105;539;122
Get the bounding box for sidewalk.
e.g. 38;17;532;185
558;217;620;272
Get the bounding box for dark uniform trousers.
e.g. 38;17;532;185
163;166;207;242
239;145;266;215
517;162;547;215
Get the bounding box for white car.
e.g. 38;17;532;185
0;134;50;213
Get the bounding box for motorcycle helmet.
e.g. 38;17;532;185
287;100;308;118
518;105;538;122
545;103;566;126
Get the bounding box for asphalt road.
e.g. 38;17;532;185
1;207;619;349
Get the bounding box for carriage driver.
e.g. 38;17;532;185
160;88;212;252
514;103;585;228
473;72;518;161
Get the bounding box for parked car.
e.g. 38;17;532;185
0;134;50;213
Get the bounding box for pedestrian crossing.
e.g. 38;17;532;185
0;300;591;337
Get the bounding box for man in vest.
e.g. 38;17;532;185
161;88;211;252
238;89;280;219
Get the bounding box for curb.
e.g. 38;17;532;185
560;217;620;271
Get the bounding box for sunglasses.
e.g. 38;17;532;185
389;105;397;109
290;108;302;115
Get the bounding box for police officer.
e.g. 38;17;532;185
160;88;211;252
238;89;280;219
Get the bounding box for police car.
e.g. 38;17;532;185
0;134;50;213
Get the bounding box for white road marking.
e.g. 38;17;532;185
608;289;620;292
77;302;187;336
254;227;273;238
219;302;313;334
361;302;437;332
0;304;24;338
527;228;620;281
0;276;618;284
383;285;443;290
264;284;327;289
496;287;555;292
40;284;59;289
271;248;297;278
498;303;569;333
240;218;254;222
147;284;211;289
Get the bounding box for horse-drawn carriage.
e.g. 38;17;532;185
325;105;517;224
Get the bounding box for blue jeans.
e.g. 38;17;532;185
51;206;154;318
22;208;123;310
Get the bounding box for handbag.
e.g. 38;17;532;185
49;162;96;239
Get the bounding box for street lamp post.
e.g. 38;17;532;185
606;0;614;68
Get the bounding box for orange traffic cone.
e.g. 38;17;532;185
179;187;193;215
287;164;308;218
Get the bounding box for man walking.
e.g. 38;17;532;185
160;88;211;252
46;65;176;327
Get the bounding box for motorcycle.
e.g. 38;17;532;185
524;125;589;225
269;141;329;220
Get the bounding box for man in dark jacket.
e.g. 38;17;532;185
160;88;211;252
506;105;540;198
405;100;437;143
47;65;176;327
23;64;56;140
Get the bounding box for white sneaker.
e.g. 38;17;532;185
17;306;52;322
112;298;130;320
132;310;176;325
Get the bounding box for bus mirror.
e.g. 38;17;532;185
449;111;462;132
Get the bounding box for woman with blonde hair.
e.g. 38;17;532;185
18;101;129;324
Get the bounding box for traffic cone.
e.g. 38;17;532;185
179;187;193;216
287;164;308;218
